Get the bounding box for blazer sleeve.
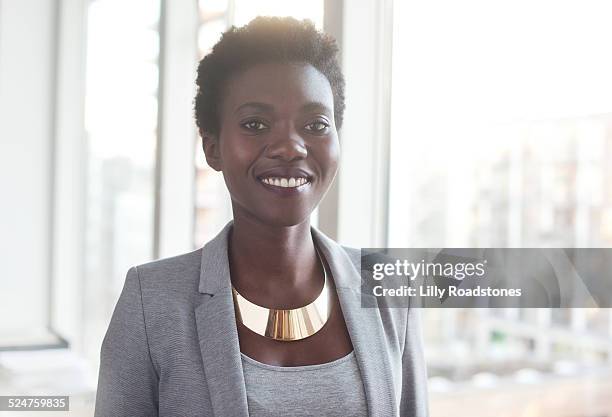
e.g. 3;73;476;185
400;307;429;416
94;266;159;417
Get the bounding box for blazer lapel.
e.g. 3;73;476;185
312;229;397;416
195;222;249;417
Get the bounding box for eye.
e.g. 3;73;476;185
241;119;268;131
304;121;330;134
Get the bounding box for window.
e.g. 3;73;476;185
83;0;160;364
388;1;612;415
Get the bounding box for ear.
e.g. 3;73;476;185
201;130;222;172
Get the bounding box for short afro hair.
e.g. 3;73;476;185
194;16;345;137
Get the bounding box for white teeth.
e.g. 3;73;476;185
261;177;309;188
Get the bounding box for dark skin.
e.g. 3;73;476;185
202;62;353;366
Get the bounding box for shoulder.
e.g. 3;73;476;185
339;245;360;266
135;247;202;280
131;248;203;304
339;245;400;286
119;249;206;354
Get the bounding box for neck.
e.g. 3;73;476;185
228;213;322;298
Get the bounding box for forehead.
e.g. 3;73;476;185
221;62;334;116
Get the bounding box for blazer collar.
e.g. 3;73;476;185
195;220;395;417
198;219;361;295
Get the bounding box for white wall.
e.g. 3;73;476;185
0;0;57;341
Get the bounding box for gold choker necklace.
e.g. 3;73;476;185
231;246;331;341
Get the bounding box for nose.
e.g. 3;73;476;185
265;125;307;162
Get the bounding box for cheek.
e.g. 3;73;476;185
218;148;251;197
220;140;253;175
322;140;341;177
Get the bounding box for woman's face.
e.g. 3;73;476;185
207;62;340;227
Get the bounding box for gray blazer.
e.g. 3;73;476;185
94;221;428;417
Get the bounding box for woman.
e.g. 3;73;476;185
95;16;428;417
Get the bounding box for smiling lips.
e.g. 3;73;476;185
261;177;309;188
257;175;312;196
256;167;314;193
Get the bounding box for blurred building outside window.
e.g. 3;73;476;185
388;1;612;416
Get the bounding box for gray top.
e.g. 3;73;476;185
241;351;368;417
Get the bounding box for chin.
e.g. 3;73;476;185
262;212;312;228
248;205;314;227
231;198;318;228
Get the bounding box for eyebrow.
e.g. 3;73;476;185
300;102;332;115
234;102;274;114
234;101;332;115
